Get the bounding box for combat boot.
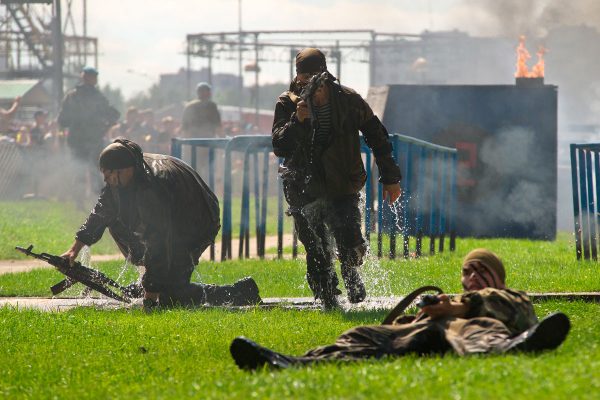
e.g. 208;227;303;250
320;292;341;310
341;264;366;304
309;269;341;309
231;277;262;306
230;337;297;370
316;281;342;310
504;312;570;353
142;298;160;313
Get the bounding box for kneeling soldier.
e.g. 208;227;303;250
62;139;261;310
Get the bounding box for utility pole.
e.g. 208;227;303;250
290;48;296;82
52;0;64;110
83;0;86;65
207;43;213;86
238;0;244;127
254;32;259;128
369;32;377;87
333;40;341;81
186;36;191;100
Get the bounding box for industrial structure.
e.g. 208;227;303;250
185;29;422;126
0;0;97;112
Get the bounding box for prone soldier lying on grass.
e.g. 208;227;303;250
230;248;570;370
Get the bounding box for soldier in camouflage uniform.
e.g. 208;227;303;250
230;249;570;370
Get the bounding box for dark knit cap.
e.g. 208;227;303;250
98;142;136;170
296;48;327;74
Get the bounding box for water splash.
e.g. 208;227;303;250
361;248;393;297
115;253;141;286
78;245;91;267
359;190;418;298
77;246;93;299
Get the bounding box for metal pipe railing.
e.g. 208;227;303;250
172;133;458;261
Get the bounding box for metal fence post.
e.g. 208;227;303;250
570;144;582;259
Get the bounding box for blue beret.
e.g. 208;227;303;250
196;82;212;91
82;66;98;75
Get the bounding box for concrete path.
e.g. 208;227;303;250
1;233;296;275
0;296;397;312
1;293;598;313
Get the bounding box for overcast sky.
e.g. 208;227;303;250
71;0;599;98
74;0;470;97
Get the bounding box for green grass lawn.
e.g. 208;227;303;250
2;200;599;399
0;199;294;260
1;232;598;298
0;301;598;399
0;200;119;259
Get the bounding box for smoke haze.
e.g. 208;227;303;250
476;127;555;237
459;0;600;37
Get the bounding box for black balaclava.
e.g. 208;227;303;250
295;48;327;74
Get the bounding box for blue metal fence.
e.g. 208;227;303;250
369;135;458;258
172;134;457;261
172;138;229;261
570;143;600;260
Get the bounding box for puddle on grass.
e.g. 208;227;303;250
291;193;411;301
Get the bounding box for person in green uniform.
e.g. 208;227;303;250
230;248;570;370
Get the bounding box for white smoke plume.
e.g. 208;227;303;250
475;126;555;237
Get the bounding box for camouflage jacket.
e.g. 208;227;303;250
456;287;538;335
272;80;401;200
293;288;543;362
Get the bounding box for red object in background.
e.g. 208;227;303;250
455;141;477;187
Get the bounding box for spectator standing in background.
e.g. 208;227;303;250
140;109;160;151
181;82;222;138
156;116;177;154
0;96;21;133
24;110;50;197
58;66;120;205
110;107;144;145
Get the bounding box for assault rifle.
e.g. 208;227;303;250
382;285;444;325
298;71;329;129
15;245;131;303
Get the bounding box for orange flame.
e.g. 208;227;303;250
515;36;547;78
515;35;531;78
530;46;547;78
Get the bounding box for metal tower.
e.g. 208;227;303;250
0;0;97;107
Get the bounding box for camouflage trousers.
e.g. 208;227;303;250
294;317;515;363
